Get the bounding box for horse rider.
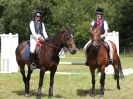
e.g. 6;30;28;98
29;10;48;70
84;8;113;64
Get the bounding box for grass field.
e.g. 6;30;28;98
0;50;133;99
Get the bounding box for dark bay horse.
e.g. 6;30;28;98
85;26;124;96
15;28;77;98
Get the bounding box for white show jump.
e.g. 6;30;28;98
0;33;18;73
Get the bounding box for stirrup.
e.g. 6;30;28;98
30;63;36;70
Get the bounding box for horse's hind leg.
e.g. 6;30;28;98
100;67;106;96
49;66;57;97
19;63;30;96
113;63;120;90
26;66;33;95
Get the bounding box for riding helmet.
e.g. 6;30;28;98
95;8;104;15
33;10;43;17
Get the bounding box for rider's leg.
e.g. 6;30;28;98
84;40;92;52
104;39;113;64
84;40;91;65
30;36;37;70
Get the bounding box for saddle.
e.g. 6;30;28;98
22;41;42;61
102;41;109;52
86;40;110;54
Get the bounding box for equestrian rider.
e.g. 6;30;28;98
29;10;48;70
84;8;113;64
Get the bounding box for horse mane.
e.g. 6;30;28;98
45;27;72;43
45;30;62;43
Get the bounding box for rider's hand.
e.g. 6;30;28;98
101;34;105;38
101;34;106;41
38;36;44;42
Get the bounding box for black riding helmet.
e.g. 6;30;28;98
95;8;104;15
33;10;43;17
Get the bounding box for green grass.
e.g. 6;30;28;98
0;50;133;99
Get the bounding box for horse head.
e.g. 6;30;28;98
91;26;101;48
60;27;77;54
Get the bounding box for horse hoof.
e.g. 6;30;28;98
25;93;31;97
100;93;104;97
91;91;95;97
36;95;41;99
48;94;53;98
91;93;95;97
117;86;121;90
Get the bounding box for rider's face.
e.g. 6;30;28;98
35;16;41;21
96;13;102;20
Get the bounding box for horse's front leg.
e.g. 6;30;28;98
49;67;57;97
37;67;45;97
100;67;106;96
90;67;96;96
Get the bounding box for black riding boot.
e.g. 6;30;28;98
30;53;36;70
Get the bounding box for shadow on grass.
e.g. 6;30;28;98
77;88;113;97
12;89;63;98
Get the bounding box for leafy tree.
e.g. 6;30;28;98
116;0;133;47
0;0;133;49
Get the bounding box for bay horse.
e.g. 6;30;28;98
85;26;124;96
15;27;77;98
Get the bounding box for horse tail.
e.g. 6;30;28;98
15;45;22;62
15;46;19;55
118;56;125;79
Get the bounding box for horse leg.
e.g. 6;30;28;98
49;67;57;97
100;67;106;96
19;64;30;96
37;67;45;97
25;66;33;95
113;63;120;90
90;67;96;96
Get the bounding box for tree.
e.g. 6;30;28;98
0;0;132;49
115;0;133;47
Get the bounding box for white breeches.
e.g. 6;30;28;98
104;39;113;59
83;38;113;59
30;35;38;53
83;40;91;58
83;40;91;52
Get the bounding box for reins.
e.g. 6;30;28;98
43;42;61;50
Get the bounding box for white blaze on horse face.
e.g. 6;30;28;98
71;34;73;38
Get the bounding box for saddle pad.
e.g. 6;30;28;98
22;46;30;60
22;43;41;60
